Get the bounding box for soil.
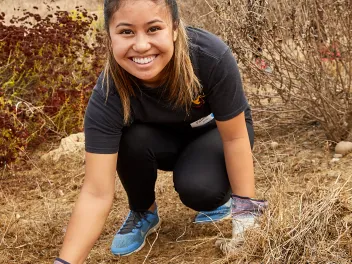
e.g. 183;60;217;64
1;118;351;264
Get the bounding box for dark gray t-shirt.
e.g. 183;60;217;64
84;27;252;154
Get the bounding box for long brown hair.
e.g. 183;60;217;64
103;0;202;124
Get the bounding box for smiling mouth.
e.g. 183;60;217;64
131;55;157;65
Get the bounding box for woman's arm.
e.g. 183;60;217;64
215;112;255;197
58;152;118;264
215;112;268;251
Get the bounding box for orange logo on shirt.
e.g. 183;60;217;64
192;94;205;108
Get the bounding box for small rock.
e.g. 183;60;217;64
16;213;21;219
330;158;340;163
270;141;279;149
58;190;64;196
333;154;343;158
41;133;85;162
335;141;352;155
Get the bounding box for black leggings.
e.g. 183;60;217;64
117;121;254;212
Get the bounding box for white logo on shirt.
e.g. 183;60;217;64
190;113;214;128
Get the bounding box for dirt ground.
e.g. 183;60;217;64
1;117;352;264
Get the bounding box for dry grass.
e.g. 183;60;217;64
212;0;352;142
1;120;352;264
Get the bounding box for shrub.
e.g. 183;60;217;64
0;5;105;167
212;0;352;142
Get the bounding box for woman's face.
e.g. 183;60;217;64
109;0;178;87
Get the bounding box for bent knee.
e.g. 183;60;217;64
175;183;229;211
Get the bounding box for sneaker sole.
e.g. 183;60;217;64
116;218;162;257
193;212;231;224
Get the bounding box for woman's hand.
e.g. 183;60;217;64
231;195;268;238
215;195;268;254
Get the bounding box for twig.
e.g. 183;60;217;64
0;208;15;247
143;225;161;264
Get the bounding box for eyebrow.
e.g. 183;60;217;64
116;19;164;28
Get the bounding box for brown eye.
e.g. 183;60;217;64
120;29;133;35
148;26;160;33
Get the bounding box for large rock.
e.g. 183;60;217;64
335;141;352;155
41;133;85;162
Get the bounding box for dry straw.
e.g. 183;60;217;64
211;0;352;143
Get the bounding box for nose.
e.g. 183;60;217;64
133;34;151;53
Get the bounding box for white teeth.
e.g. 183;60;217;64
132;56;156;64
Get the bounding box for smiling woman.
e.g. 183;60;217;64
103;0;201;124
108;1;177;87
54;0;268;263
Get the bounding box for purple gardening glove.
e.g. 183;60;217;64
231;195;268;237
54;258;70;264
215;195;268;254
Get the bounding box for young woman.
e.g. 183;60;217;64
54;0;267;263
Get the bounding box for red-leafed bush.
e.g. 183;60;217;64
0;5;106;167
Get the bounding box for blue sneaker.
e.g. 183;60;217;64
111;209;161;256
194;199;231;223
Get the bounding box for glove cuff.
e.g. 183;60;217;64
231;194;267;203
231;194;251;200
54;258;71;264
231;194;268;216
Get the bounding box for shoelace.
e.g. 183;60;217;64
118;211;151;234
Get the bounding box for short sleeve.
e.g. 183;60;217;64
84;74;124;154
207;48;248;121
